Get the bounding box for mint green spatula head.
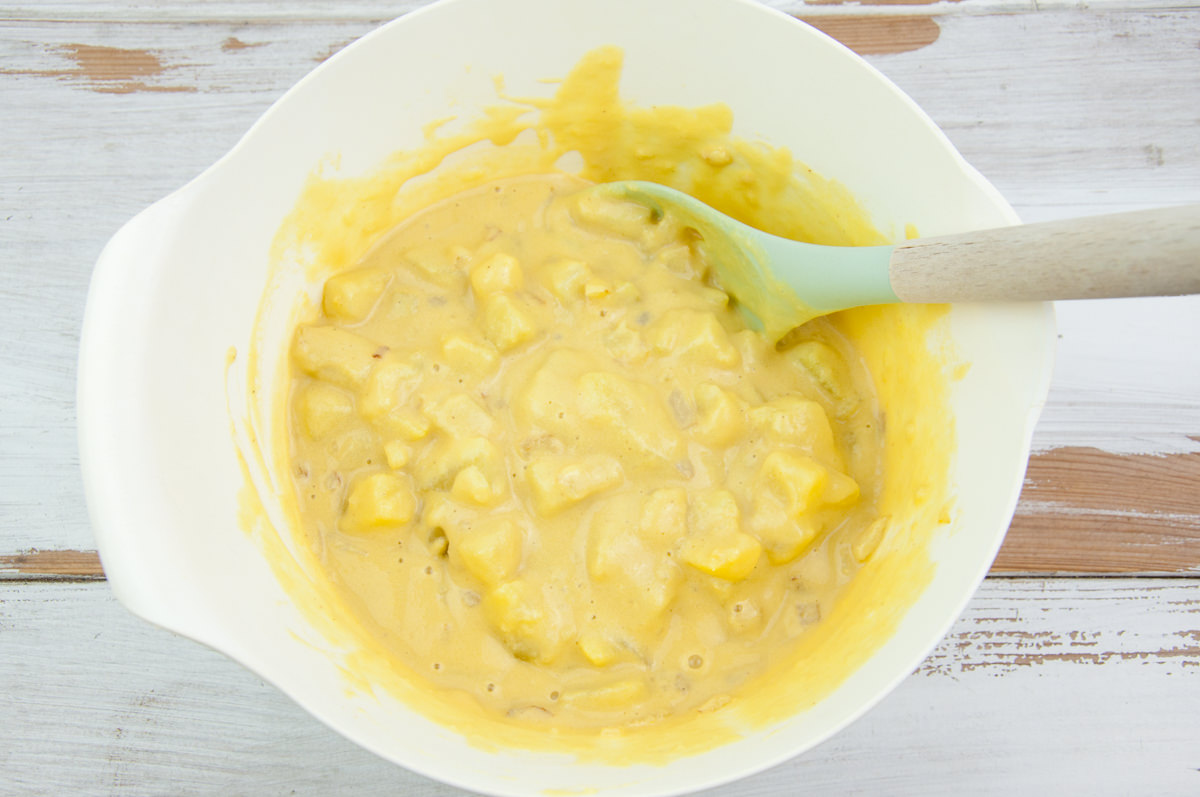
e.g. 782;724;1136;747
590;181;898;339
590;181;1200;341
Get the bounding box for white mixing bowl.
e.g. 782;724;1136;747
78;0;1055;793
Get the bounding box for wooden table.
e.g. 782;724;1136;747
2;1;1198;793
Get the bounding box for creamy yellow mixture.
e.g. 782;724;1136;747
288;173;884;725
252;45;956;760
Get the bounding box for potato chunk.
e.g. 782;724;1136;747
748;396;839;465
589;509;680;620
577;371;682;463
680;490;762;581
646;309;740;368
483;579;570;664
358;357;429;440
451;465;502;506
441;333;498;374
517;350;583;436
577;632;621;667
526;454;623;516
681;531;762;582
321;266;392;322
413;435;501;490
570;192;655;241
584;279;612;302
360;358;422;421
638;487;688;549
341;472;415;533
692;384;745;446
603;320;649;365
425;392;494;437
759;451;828;517
383;440;411;469
292;325;378;390
455;517;523;586
759;449;859;512
481;294;538;351
516;351;686;467
375;407;431;441
542;258;590;302
824;469;861;505
326;427;381;472
749;451;860;564
749;495;821;565
470;252;524;295
295;382;355;439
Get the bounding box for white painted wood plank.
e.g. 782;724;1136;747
5;0;1200;23
2;8;1198;552
1;20;369;554
1;579;1196;795
1039;296;1200;456
885;10;1200;221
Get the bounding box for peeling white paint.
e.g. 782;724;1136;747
1016;500;1200;527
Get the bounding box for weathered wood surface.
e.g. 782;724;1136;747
1;579;1196;795
1;1;1199;793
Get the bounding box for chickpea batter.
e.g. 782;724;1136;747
287;175;883;726
254;45;956;759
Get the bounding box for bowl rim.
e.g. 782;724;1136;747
78;0;1057;793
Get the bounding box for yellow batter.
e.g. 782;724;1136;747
251;45;956;761
288;172;885;725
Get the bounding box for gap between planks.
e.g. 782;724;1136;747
0;549;106;580
1000;446;1200;573
5;447;1197;580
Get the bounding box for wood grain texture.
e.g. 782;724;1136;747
995;447;1200;573
890;203;1200;302
0;548;104;578
800;14;941;55
1;579;1195;795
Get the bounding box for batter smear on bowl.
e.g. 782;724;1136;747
260;45;958;756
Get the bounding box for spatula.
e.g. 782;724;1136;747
591;181;1200;339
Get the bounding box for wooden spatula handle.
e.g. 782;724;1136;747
889;203;1200;303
